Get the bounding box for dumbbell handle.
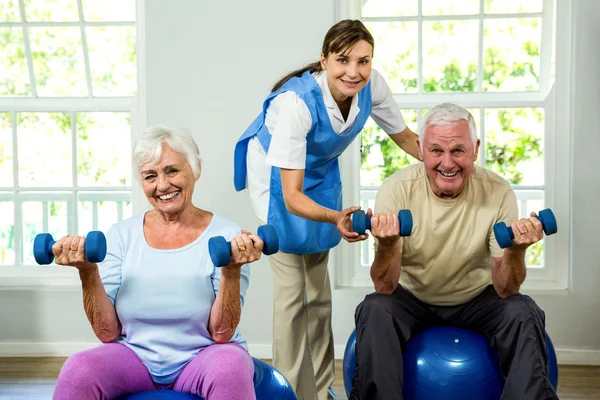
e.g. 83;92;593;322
494;208;558;249
33;231;107;265
352;209;413;237
209;224;279;267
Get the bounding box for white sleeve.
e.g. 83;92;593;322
264;91;313;170
369;69;407;135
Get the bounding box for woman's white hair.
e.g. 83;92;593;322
419;103;478;148
133;125;202;179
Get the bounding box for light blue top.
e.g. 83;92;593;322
99;213;250;384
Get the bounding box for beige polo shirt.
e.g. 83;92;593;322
374;164;518;306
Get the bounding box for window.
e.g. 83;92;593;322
0;0;137;285
335;0;571;291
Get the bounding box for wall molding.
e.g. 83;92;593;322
0;342;598;366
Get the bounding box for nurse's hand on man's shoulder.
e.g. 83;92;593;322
336;206;371;243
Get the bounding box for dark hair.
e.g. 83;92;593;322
271;19;375;92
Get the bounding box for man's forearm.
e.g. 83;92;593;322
493;248;527;297
79;266;121;342
370;240;402;294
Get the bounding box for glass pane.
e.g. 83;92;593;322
485;108;544;185
22;200;69;265
361;111;418;187
366;22;418;94
0;114;13;186
79;199;132;234
0;1;22;22
28;27;87;97
423;20;479;92
18;113;73;187
483;18;541;92
515;193;545;267
484;0;543;14
362;0;417;17
423;0;479;16
0;200;15;265
86;26;136;96
24;0;79;22
82;0;135;21
77;112;131;186
0;27;31;96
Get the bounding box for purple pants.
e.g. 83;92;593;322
52;342;255;400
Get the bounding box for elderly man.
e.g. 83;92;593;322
350;103;558;400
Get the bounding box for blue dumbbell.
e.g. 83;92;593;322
352;209;413;237
494;208;558;249
208;225;279;267
33;231;107;265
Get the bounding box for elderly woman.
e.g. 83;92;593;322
52;126;260;400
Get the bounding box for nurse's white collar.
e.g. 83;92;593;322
313;70;359;112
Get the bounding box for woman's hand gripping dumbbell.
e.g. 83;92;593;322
352;209;413;237
209;224;279;267
493;208;558;249
33;231;107;267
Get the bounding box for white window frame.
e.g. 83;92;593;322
334;0;573;293
0;0;143;288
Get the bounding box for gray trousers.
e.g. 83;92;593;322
350;285;559;400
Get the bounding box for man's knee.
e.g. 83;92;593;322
355;292;395;325
500;295;545;327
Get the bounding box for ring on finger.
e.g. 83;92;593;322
239;245;246;251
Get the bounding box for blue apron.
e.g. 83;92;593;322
234;70;372;254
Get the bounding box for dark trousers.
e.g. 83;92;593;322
349;285;559;400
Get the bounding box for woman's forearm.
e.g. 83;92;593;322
283;188;339;224
209;268;242;344
79;266;121;343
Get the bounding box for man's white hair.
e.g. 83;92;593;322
418;103;478;148
133;125;202;179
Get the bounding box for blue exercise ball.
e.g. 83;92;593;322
343;327;559;399
120;357;296;400
253;357;297;399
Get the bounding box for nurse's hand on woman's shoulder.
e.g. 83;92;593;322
227;230;264;269
336;206;372;243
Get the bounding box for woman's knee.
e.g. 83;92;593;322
208;344;254;383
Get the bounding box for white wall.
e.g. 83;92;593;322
0;0;598;364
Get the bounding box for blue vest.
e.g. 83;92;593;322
234;70;372;254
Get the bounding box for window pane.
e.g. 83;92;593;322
360;111;418;187
82;0;135;21
79;198;132;234
423;0;479;16
483;18;541;92
24;0;79;22
423;20;478;92
485;108;544;185
0;1;21;22
484;0;543;14
86;26;136;96
0;200;15;265
0;114;13;186
77;112;131;186
18;113;73;187
28;27;87;97
515;192;545;267
21;199;69;265
0;28;31;96
366;22;418;94
362;0;417;17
